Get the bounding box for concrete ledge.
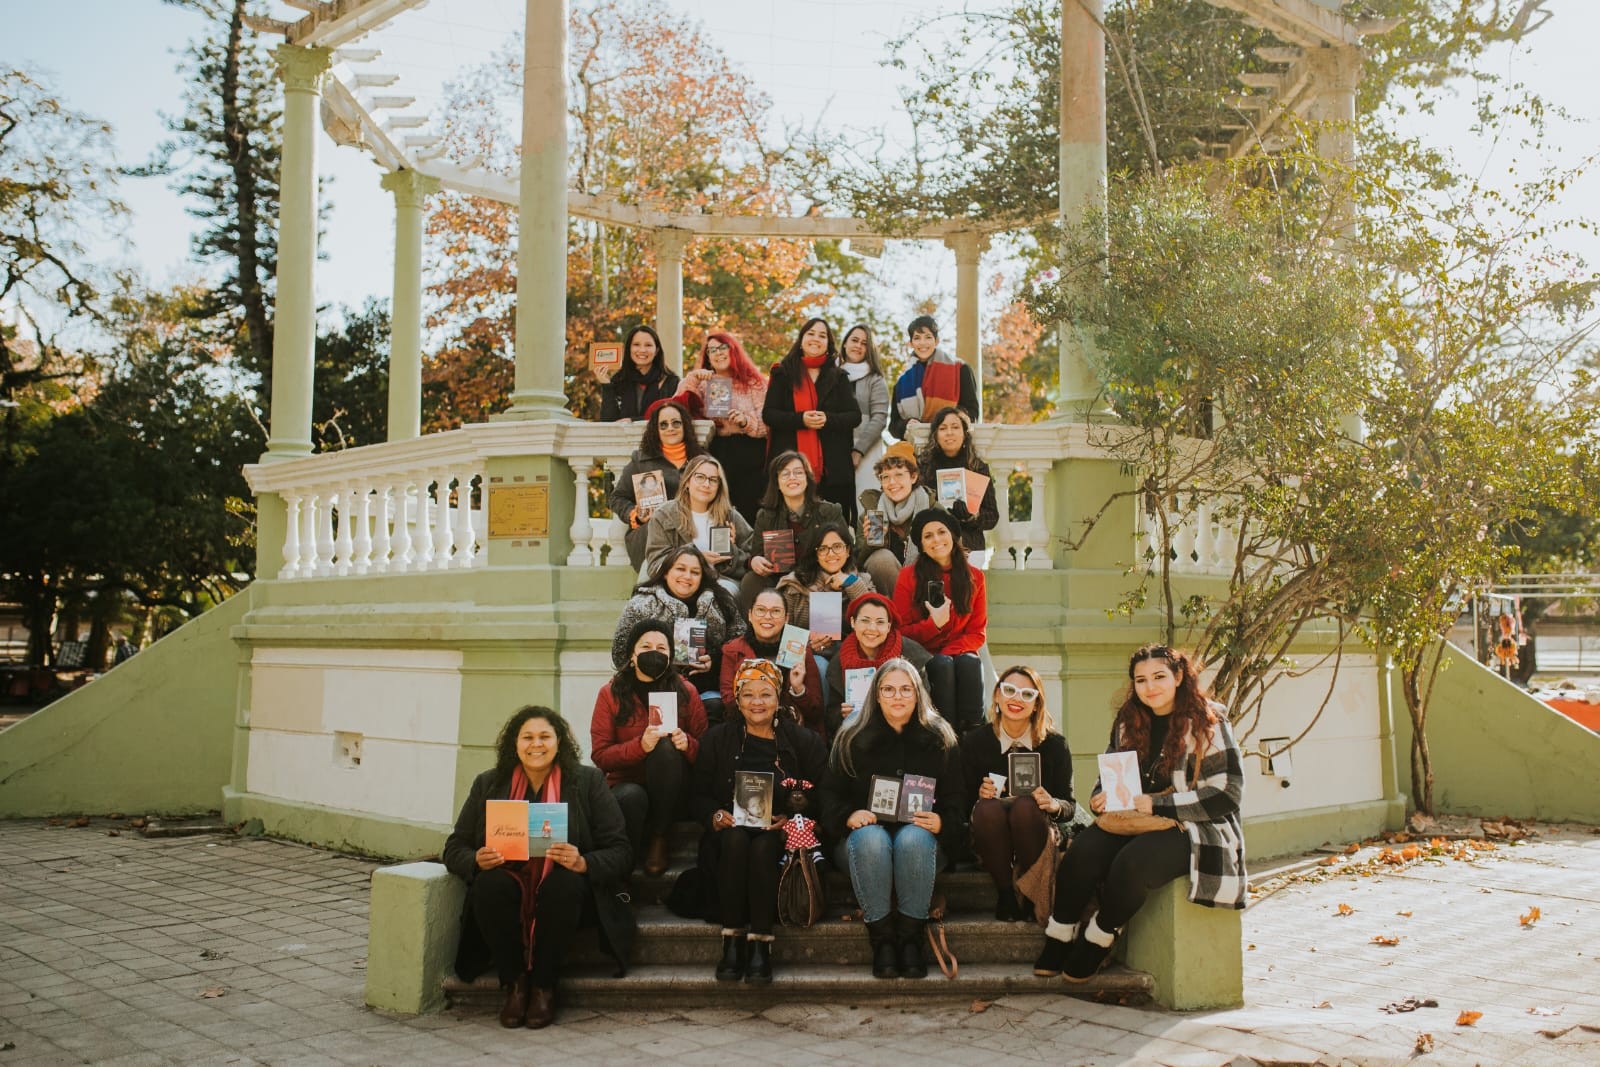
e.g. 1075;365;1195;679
221;787;447;860
1121;879;1242;1010
365;861;463;1014
1244;797;1403;861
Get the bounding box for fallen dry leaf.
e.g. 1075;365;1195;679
1539;1024;1600;1040
105;830;120;837
1456;1010;1482;1026
1336;903;1354;916
1415;1033;1434;1053
1396;910;1413;917
1382;996;1439;1014
1521;907;1542;926
130;817;148;829
199;988;226;999
71;816;90;828
1313;1000;1332;1009
1318;856;1341;867
1372;935;1401;946
969;999;993;1014
1344;842;1361;854
1528;1007;1562;1017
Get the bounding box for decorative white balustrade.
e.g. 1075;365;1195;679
1137;495;1240;576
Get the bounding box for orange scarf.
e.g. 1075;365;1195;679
661;440;688;468
793;364;825;479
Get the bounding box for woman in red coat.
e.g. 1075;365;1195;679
893;508;988;732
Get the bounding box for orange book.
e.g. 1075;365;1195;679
485;799;529;861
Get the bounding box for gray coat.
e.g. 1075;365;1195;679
850;371;890;457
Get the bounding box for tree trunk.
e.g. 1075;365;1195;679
1403;663;1435;815
223;0;273;375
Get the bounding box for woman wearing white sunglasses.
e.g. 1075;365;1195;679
958;665;1075;921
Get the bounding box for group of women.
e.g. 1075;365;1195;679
440;314;1242;1028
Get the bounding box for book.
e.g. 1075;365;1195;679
632;470;668;512
708;523;732;556
775;624;809;669
763;529;797;571
1007;751;1042;796
868;775;903;820
897;773;936;822
705;376;734;419
672;618;706;664
732;770;775;829
935;468;965;510
843;667;875;712
987;771;1008;796
963;469;991;512
589;341;623;374
485;799;529;861
867;773;938;823
862;509;887;548
1097;751;1143;812
809;590;842;641
526;802;569;858
649;690;679;734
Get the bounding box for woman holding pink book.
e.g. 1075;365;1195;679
916;407;1000;559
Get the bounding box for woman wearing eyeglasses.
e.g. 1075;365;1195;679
717;589;824;738
609;399;707;572
642;455;752;589
738;451;845;610
777;522;874;676
675;332;768;522
958;666;1075;922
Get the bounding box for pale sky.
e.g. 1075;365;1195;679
8;0;1598;329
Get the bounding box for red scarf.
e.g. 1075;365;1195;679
508;763;562;970
792;361;826;479
836;629;904;672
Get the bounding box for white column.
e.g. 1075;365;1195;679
567;458;595;566
503;0;572;419
1057;0;1107;419
1310;44;1367;444
653;229;690;377
264;45;333;459
381;169;440;441
944;231;990;422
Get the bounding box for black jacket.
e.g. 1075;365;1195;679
919;454;1001;555
600;371;681;422
819;720;965;845
957;726;1075;819
444;763;636;978
821;639;934;742
688;719;830;834
763;361;862;490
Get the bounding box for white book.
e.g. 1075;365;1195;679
1097;751;1143;812
649;690;679;734
843;667;875;712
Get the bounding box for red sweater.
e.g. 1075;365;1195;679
589;680;708;787
718;636;824;738
893;562;987;657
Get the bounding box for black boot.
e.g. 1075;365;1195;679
895;913;928;979
866;917;898;979
745;938;773;985
994;890;1023;922
715;934;748;981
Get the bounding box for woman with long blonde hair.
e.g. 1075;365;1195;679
642;454;753;590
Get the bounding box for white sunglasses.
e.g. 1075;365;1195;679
998;681;1039;703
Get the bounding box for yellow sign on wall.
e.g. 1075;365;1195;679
487;484;550;539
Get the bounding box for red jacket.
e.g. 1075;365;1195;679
893;562;987;657
718;636;824;738
589;679;708;787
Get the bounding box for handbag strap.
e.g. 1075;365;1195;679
927;919;958;979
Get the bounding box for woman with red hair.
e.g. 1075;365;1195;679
822;593;932;741
676;331;768;523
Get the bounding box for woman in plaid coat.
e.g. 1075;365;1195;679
1033;644;1246;982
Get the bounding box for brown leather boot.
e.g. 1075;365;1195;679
643;834;670;876
524;985;557;1029
498;973;530;1028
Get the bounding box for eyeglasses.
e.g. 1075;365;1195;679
657;419;683;428
778;468;807;480
878;684;917;699
689;473;721;486
705;342;730;354
750;607;785;619
999;682;1040;703
817;542;849;555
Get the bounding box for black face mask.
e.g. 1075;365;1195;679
634;650;670;680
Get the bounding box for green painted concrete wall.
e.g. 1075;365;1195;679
0;592;247;817
1392;644;1600;823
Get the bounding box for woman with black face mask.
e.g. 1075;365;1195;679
591;619;709;877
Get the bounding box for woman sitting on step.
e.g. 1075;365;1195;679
892;508;988;733
444;705;635;1030
820;659;963;980
821;593;931;742
718;588;824;738
689;658;828;985
1033;645;1246;983
593;619;709;878
959;665;1075;922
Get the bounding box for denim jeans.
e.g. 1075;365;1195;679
840;822;941;922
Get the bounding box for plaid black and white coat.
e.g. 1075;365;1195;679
1096;707;1248;910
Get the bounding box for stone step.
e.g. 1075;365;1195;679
629;866;1005;913
565;906;1049;966
444;961;1153;1010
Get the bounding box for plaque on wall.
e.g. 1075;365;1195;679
488;483;550;538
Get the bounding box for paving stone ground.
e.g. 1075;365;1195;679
2;818;1598;1066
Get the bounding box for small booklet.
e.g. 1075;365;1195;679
672;619;706;664
589;341;623;375
1097;751;1142;812
1007;751;1041;796
963;469;991;511
526;802;569;858
732;770;775;829
632;471;668;512
762;529;797;571
705;376;734;419
649;690;679;734
868;773;937;823
485;799;530;861
935;468;965;510
775;624;809;669
843;667;875;712
862;509;887;548
809;590;842;641
708;523;733;556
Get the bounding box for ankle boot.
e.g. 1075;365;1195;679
497;972;530;1028
866;917;898;979
714;933;748;981
745;938;773;985
895;913;928;979
643;834;670;877
1033;917;1078;977
1062;912;1118;983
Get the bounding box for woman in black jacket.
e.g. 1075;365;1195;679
598;324;680;422
443;706;635;1029
763;317;862;517
917;406;1001;557
689;658;829;985
608;399;706;572
958;665;1075;922
820;659;963;980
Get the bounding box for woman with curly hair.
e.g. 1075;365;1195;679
675;331;769;521
1032;645;1245;982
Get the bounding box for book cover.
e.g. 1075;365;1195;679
809;590;842;641
862;509;887;548
589;341;623;373
708;524;733;556
868;775;902;819
732;770;775;829
963;469;991;512
485;799;529;861
672;618;706;664
1097;751;1143;812
649;690;679;734
705;376;734;419
843;667;875;712
763;529;797;571
632;470;668;512
897;774;937;822
526;802;569;858
935;468;965;510
1007;751;1042;796
775;624;809;669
